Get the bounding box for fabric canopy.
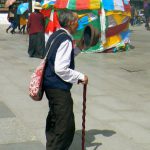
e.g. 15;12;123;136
102;0;130;11
41;0;131;53
54;0;101;10
42;0;130;11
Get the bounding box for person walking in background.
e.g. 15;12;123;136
130;4;136;26
43;10;88;150
27;2;45;58
10;6;20;34
19;13;27;34
143;0;150;30
6;6;15;33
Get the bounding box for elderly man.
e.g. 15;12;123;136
43;10;88;150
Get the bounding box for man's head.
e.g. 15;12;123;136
58;10;78;34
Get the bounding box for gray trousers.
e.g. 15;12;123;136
45;89;75;150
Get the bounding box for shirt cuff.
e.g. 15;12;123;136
77;73;85;83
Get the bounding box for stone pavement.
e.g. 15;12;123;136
0;24;150;150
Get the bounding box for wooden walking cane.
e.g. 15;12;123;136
82;84;87;150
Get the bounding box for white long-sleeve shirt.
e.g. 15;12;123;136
54;28;84;84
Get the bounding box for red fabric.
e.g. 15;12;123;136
54;0;68;9
123;1;131;12
27;12;45;35
41;9;51;18
45;21;54;33
106;20;129;37
45;11;60;33
76;0;90;10
53;12;60;29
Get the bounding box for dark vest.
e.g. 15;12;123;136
43;29;75;91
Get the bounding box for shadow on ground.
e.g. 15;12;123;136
70;129;116;150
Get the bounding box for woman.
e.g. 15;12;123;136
19;13;27;34
6;6;15;33
27;2;45;58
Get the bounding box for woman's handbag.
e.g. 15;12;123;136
29;32;65;101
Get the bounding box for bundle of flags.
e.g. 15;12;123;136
54;0;101;10
102;0;130;12
41;0;131;53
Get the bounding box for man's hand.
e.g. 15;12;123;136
78;75;88;85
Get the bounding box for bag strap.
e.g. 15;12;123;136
44;31;66;60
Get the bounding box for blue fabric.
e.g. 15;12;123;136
77;16;89;30
120;30;130;40
102;0;114;11
44;30;74;91
123;0;129;5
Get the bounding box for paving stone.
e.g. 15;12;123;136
0;141;45;150
0;118;37;144
0;102;15;118
110;121;150;144
0;24;150;150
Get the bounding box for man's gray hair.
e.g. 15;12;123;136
58;10;77;28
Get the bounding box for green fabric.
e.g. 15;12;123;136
68;0;76;10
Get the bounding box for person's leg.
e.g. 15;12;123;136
133;17;135;25
19;25;23;33
22;25;26;34
35;32;45;58
28;34;37;57
145;16;149;28
146;17;150;29
11;23;17;34
6;25;12;33
130;18;133;26
18;23;20;31
45;89;75;150
12;22;19;33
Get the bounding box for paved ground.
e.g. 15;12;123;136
0;24;150;150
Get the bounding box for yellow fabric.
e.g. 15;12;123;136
89;0;101;10
20;16;27;25
106;11;131;17
103;35;121;48
78;14;88;18
42;3;49;9
113;14;128;25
